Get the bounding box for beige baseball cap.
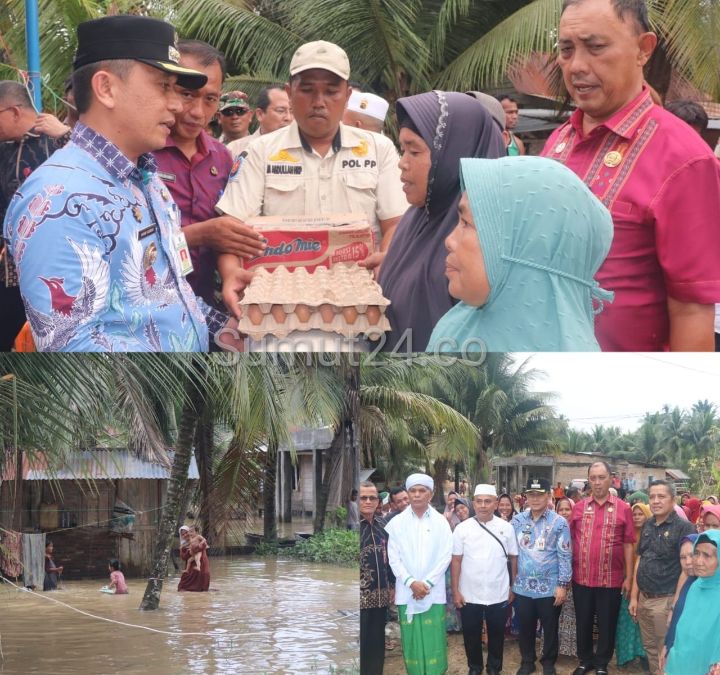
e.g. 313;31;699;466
290;40;350;80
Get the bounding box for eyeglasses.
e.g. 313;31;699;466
359;496;378;502
0;106;16;115
221;108;249;117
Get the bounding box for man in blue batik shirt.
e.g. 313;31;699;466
512;477;572;675
3;15;247;351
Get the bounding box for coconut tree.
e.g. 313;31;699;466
658;405;690;466
359;354;481;485
426;354;561;488
4;0;720;109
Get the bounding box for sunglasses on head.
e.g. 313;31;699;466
221;107;249;117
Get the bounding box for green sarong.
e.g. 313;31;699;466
398;603;448;675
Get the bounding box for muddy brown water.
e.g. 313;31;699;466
0;556;358;674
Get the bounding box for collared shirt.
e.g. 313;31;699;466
637;511;695;595
3;122;227;351
360;514;395;609
541;87;720;351
216;121;408;242
385;505;453;618
154;130;233;304
512;507;572;599
0;133;56;287
226;128;261;157
570;494;635;588
452;515;519;605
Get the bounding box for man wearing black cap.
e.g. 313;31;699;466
3;15;244;351
511;478;572;675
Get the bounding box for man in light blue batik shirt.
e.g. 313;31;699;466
3;15;245;351
512;477;572;675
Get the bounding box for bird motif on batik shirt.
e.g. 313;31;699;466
121;235;178;307
25;238;110;351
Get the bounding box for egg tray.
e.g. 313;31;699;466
238;265;391;339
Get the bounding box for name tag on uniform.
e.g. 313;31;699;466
173;232;193;276
138;225;157;240
158;171;176;183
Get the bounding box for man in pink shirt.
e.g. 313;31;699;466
570;461;635;675
154;40;264;305
542;0;720;351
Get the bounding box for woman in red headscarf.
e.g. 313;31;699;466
683;497;703;524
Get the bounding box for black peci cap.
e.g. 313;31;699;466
73;15;207;90
525;477;551;493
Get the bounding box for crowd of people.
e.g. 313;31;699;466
360;462;720;675
1;0;719;353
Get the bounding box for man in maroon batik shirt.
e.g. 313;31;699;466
569;461;635;675
542;0;720;351
154;40;264;305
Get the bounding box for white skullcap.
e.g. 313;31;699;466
406;473;434;491
347;90;389;122
474;483;498;497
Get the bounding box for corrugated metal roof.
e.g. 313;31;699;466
17;450;199;480
666;468;690;480
360;468;376;482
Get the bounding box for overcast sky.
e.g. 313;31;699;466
511;353;720;432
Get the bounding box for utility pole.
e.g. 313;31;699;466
25;0;42;111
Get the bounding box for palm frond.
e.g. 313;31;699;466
436;0;560;90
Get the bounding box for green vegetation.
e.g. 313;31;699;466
253;541;280;557
3;1;719;117
285;529;359;567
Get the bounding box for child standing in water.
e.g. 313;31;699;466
107;559;128;594
187;528;207;571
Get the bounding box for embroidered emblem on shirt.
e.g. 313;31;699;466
132;206;143;223
229;152;247;182
352;140;369;157
269;149;300;162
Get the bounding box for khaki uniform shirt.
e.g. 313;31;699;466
226;128;261;158
216;121;407;239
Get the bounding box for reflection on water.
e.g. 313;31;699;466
0;556;358;674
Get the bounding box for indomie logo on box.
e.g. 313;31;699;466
242;214;375;273
263;238;323;257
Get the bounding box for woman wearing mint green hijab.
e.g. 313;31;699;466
665;530;720;675
427;156;614;352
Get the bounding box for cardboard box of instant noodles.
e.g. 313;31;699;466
242;213;375;272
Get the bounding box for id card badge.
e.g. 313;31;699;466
173;232;194;276
536;537;545;551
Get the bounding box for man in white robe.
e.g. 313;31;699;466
385;472;453;674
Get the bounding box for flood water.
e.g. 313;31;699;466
0;556;359;674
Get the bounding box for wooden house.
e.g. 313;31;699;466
0;449;198;578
